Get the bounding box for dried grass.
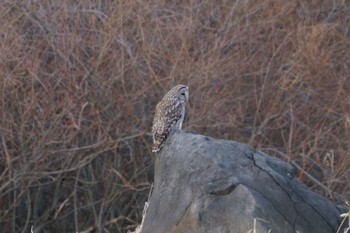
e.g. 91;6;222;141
1;0;350;232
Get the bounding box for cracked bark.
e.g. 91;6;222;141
140;131;347;233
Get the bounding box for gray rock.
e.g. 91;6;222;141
141;131;346;233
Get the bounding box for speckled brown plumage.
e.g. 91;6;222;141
152;85;189;152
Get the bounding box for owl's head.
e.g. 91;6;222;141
176;85;189;103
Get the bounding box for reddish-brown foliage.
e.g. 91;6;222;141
1;0;350;232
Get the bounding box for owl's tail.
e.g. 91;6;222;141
152;134;166;152
152;146;161;153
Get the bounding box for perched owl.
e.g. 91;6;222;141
152;85;189;152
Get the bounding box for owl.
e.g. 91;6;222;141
152;85;189;152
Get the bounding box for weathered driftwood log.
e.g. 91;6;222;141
140;131;346;233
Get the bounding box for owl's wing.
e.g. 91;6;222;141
152;103;184;152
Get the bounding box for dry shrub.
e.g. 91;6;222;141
1;0;350;232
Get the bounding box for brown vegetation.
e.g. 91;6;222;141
1;0;350;232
